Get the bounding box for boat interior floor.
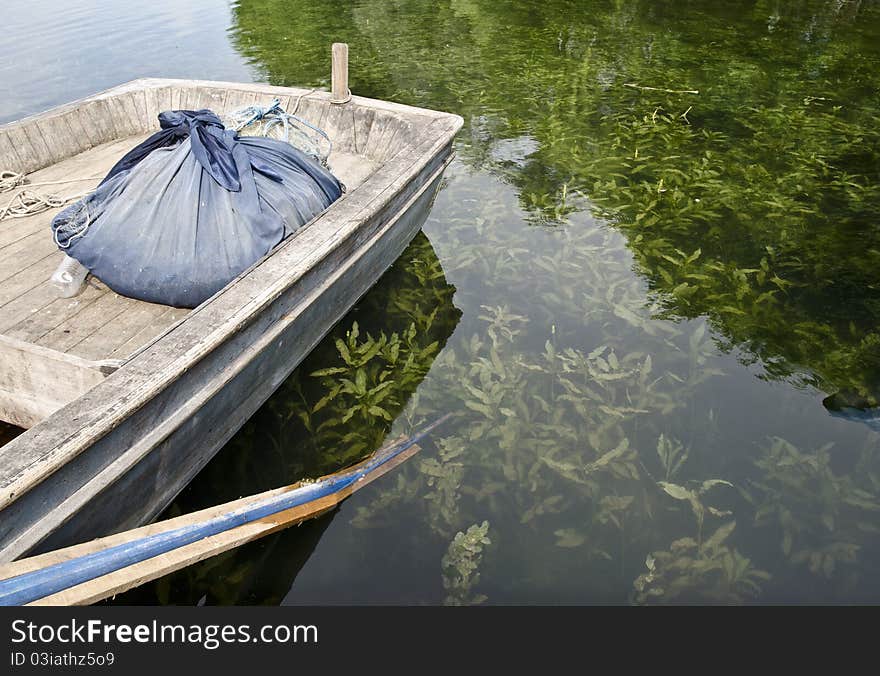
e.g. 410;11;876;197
0;132;376;428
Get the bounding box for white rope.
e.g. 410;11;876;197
2;189;67;220
290;88;317;115
0;171;101;221
330;88;352;105
0;170;26;192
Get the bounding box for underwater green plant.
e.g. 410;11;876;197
657;479;735;545
441;521;491;605
632;522;771;604
744;437;880;578
114;0;880;605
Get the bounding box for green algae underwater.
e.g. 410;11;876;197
20;0;880;604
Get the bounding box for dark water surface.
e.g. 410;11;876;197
3;0;880;604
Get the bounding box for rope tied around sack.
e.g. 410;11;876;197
224;96;333;166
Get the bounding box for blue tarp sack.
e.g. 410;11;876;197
51;109;343;308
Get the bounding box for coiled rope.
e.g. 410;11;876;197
224;95;333;166
0;170;101;221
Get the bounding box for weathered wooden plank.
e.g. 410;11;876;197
293;96;329;130
35;496;339;605
352;106;375;155
212;79;444;120
0;211;50;251
189;86;228;113
1;136;138;204
274;94;292;111
135;89;153;132
0;231;57;286
155;85;173;117
0;253;60;307
67;103;106;149
142;87;161;128
140;84;170;120
3;125;40;173
0;77;444;169
33;116;78;166
21;123;55;171
36;291;131;353
4;282;108;342
0;335;108;429
108;306;188;360
122;91;146;135
0;129;23;172
47;134;146;179
322;102;354;155
105;95;134;140
365;112;411;163
178;85;196;110
220;88;258;117
283;89;315;116
139;79;447;120
328;151;379;192
75;99;120;146
169;86;183;111
70;299;170;362
59;112;94;155
0;284;64;335
363;109;394;160
181;86;203;111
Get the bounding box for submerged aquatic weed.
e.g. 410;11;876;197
744;437;880;578
441;521;491;606
657;434;688;481
657;478;735;545
124;0;880;605
350;472;421;530
421;455;465;537
632;522;771;604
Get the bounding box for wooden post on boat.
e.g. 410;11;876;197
331;42;351;104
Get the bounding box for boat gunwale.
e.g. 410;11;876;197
0;78;462;515
0;77;452;136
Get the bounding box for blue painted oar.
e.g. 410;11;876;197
0;414;450;606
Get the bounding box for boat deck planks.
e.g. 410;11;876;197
0;135;376;366
0;132;184;362
0;124;376;429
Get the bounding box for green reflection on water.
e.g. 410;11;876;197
120;0;880;604
231;0;880;402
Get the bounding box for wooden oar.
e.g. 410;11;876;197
0;415;450;606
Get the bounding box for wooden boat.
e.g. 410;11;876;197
0;76;462;562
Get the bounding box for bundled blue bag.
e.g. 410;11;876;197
51;109;343;308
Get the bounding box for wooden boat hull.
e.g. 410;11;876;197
0;79;462;560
